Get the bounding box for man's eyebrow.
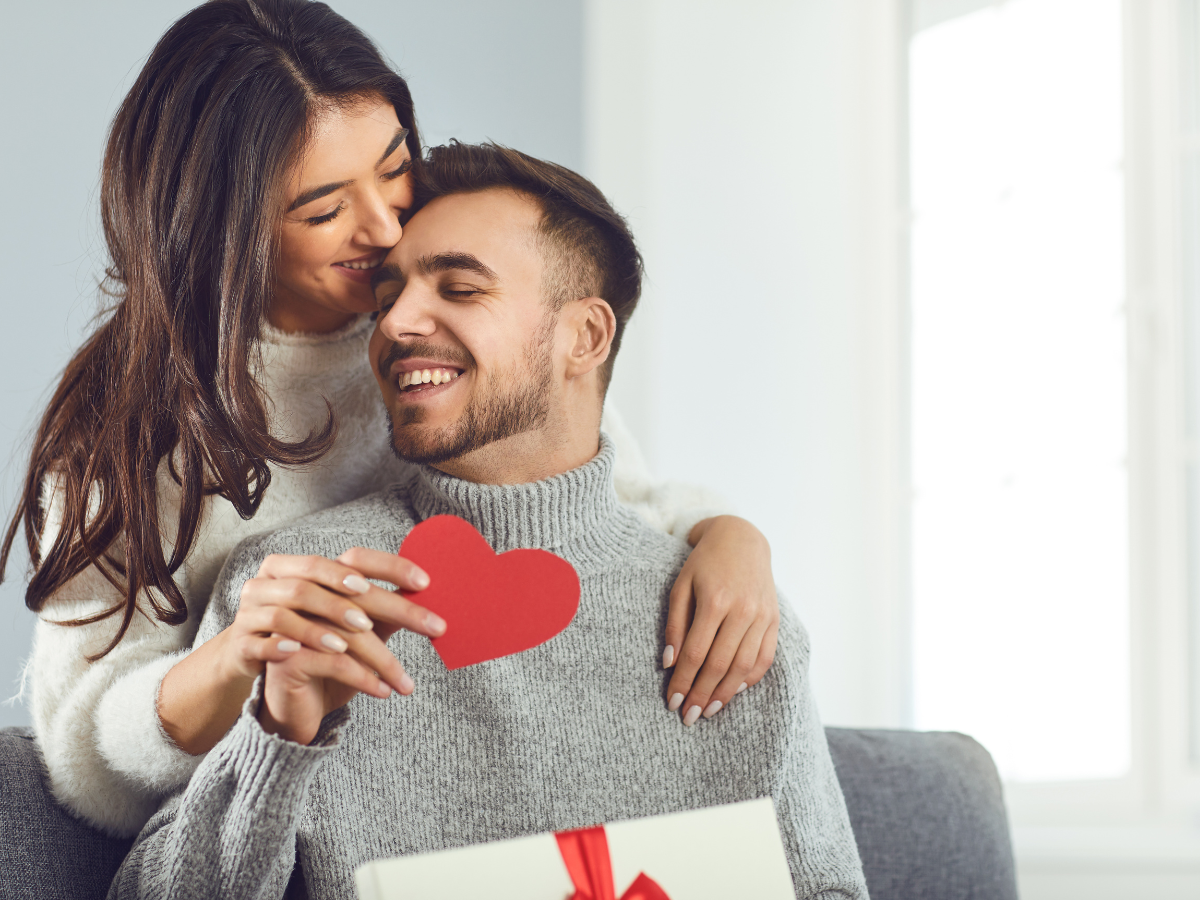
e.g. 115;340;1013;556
377;127;411;167
371;262;405;292
417;252;498;281
287;179;351;213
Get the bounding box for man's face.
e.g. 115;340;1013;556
369;189;559;466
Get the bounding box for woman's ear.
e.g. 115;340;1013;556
562;297;617;381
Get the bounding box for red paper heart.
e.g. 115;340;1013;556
399;515;581;670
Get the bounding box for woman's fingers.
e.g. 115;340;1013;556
231;634;302;675
257;552;412;595
236;605;411;695
337;547;431;593
662;571;695;670
271;646;400;701
241;571;445;640
746;621;779;689
256;551;433;609
663;591;728;717
694;616;771;717
673;606;757;725
334;548;446;636
352;585;445;638
241;575;374;632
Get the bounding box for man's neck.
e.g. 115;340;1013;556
431;422;601;486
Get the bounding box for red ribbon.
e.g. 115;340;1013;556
554;826;671;900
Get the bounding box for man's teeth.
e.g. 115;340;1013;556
400;368;462;388
338;255;384;270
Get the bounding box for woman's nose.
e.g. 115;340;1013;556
359;190;403;248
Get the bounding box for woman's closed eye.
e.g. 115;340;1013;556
382;158;413;182
305;203;344;226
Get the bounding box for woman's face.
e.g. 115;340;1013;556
273;96;413;334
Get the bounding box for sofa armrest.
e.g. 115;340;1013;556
0;727;132;900
826;727;1018;900
1;723;1019;900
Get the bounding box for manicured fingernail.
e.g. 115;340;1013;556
399;672;415;693
278;639;301;653
411;568;431;589
737;682;748;694
321;633;348;652
683;705;702;727
662;645;674;668
343;574;370;594
426;613;447;635
668;692;684;712
344;609;372;631
703;700;723;718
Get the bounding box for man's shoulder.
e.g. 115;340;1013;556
580;504;692;579
199;486;417;638
243;485;417;561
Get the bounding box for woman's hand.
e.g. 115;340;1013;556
224;549;443;694
159;548;440;755
252;547;443;745
663;516;779;726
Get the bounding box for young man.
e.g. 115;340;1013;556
109;143;867;900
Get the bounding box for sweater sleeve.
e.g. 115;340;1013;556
27;479;205;838
108;687;346;900
769;601;869;900
601;403;731;540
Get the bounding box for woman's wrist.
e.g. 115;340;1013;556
158;629;258;755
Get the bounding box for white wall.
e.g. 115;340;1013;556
585;0;908;728
0;0;584;728
3;0;911;737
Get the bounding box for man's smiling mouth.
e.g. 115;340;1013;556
399;367;463;392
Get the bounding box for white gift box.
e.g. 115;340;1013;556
354;797;794;900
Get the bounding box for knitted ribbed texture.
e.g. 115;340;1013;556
408;441;628;560
114;439;867;900
110;685;347;900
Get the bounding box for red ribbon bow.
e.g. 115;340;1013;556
554;826;671;900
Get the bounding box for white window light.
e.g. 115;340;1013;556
909;0;1130;783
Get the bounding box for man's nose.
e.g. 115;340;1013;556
378;287;436;339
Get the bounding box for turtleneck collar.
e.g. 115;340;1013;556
401;434;620;553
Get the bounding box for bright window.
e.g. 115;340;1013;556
909;0;1129;782
1184;0;1200;768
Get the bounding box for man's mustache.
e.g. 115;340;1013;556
378;340;474;380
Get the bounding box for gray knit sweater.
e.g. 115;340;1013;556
109;438;868;900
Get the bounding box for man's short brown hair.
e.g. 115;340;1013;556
412;141;643;392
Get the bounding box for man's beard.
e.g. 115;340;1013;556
386;318;555;466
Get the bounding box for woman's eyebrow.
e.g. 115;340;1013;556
286;127;410;213
377;127;410;166
288;179;351;213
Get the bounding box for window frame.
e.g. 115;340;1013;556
900;0;1200;832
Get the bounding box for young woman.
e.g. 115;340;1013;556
3;0;780;838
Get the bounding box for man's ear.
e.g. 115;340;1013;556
562;297;617;380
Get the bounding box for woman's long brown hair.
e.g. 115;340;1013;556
0;0;420;658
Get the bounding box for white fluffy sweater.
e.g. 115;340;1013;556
27;315;726;838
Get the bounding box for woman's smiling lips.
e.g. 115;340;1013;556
332;251;386;284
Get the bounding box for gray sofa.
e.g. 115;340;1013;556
0;725;1017;900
